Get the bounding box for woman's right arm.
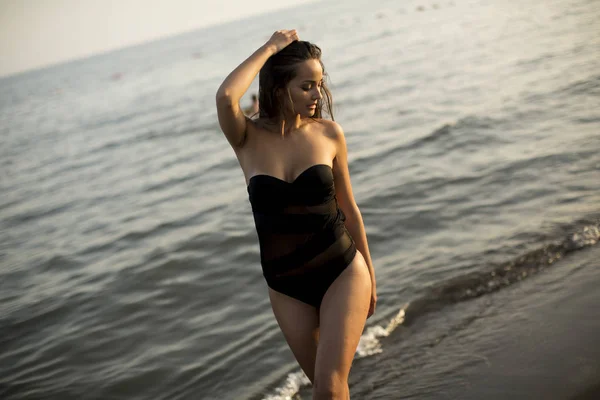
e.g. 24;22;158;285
215;30;298;148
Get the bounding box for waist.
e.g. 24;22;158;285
252;208;346;235
259;219;355;274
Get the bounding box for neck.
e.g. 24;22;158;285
271;114;303;136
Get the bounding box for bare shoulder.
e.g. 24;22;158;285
310;119;345;142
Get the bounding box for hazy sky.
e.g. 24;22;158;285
0;0;313;78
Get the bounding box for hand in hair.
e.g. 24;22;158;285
266;30;300;54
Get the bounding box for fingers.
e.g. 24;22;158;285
275;29;299;41
367;297;377;318
267;29;300;54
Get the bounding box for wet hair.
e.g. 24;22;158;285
258;41;334;120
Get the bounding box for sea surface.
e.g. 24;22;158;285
1;0;599;399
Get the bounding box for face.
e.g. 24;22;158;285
283;59;324;118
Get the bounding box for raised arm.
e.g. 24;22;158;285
216;29;299;148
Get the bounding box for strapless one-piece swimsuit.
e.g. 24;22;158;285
247;164;357;308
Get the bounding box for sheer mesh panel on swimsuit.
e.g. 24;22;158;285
256;200;354;278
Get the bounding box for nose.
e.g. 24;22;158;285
312;87;322;101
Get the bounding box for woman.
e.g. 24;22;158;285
215;29;377;399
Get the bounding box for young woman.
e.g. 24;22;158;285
216;29;377;399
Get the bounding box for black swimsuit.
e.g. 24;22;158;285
247;164;357;308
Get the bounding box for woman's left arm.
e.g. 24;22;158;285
329;121;377;317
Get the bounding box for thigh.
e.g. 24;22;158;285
315;252;371;382
269;288;320;382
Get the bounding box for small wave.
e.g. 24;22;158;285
86;117;218;158
262;371;311;400
555;74;600;97
117;217;197;243
413;115;503;147
412;122;451;144
201;157;241;177
80;111;139;132
141;171;199;194
514;51;558;69
78;210;210;258
2;200;76;228
38;254;82;273
402;222;599;325
356;114;506;165
356;307;406;358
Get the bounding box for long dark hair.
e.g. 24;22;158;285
258;41;334;120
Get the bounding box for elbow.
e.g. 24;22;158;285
216;83;242;107
342;204;361;223
215;89;233;106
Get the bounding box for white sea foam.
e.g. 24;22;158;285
262;307;407;400
263;371;311;400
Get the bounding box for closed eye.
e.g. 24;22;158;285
301;79;324;91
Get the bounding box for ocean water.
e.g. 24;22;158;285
1;0;599;399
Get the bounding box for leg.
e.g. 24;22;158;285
313;252;372;400
269;288;320;382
